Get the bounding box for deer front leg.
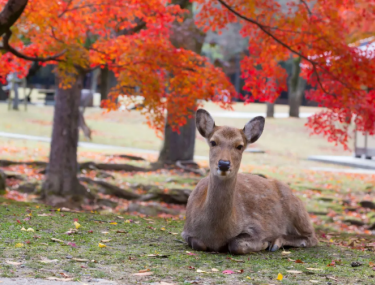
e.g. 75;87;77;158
228;233;269;255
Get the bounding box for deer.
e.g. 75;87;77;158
182;109;318;254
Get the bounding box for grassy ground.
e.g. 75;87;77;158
1;102;374;284
1;198;375;285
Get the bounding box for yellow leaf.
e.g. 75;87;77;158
329;239;334;243
57;208;61;212
124;220;131;223
276;273;283;281
21;227;26;231
281;251;291;255
161;227;166;231
26;228;34;232
109;222;117;225
15;243;24;248
74;221;81;229
98;243;107;248
36;205;40;209
246;276;251;279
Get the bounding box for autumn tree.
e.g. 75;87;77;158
157;0;207;165
194;0;375;147
0;0;234;206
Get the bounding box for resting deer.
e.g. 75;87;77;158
182;109;318;254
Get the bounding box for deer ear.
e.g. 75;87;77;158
196;109;215;138
243;116;265;144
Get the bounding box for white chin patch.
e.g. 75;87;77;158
217;169;231;177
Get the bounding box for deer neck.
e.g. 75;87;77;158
205;173;238;222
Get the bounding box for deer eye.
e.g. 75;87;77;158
236;145;243;150
210;141;217;147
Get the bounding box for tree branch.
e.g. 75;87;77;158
300;0;312;17
2;30;65;62
216;0;341;97
0;0;28;37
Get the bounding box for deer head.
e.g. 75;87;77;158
196;109;265;179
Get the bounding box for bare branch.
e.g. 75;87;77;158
300;0;312;17
2;30;65;62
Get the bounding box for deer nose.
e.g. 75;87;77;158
218;160;230;171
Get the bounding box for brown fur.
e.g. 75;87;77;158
182;109;318;254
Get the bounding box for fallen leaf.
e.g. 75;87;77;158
116;230;127;234
295;259;304;264
310;281;319;284
6;261;22;266
36;205;40;209
72;258;89;262
40;259;59;264
160;227;166;231
132;272;153;276
230;258;244;263
60;272;70;278
100;239;111;243
38;213;51;217
101;231;109;234
222;270;235;274
46;277;74;282
67;242;77;248
117;216;124;219
51;238;65;243
186;251;197;256
286;270;302;274
88;230;93;233
21;227;26;231
281;251;291;256
65;229;78;235
169;232;178;235
276;273;283;281
369;261;375;267
74;221;81;229
109;222;117;225
211;268;219;272
306;268;323;271
98;243;107;248
15;243;24;248
246;276;251;279
139;269;150;273
147;254;169;258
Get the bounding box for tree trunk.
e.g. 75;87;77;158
100;66;110;102
42;73;86;207
12;79;19;110
288;57;306;118
158;109;196;165
266;102;274;118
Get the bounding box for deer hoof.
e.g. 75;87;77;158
269;243;279;252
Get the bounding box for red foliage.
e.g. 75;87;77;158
194;0;375;147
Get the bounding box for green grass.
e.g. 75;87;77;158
0;198;374;284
